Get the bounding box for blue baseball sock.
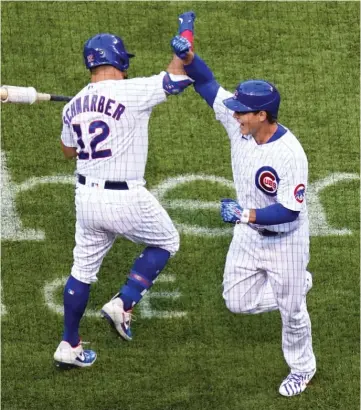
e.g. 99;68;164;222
62;275;90;347
119;247;171;311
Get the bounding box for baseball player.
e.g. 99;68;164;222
171;13;316;397
54;31;193;369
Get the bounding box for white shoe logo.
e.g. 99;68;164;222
179;18;183;23
123;314;130;329
77;352;85;362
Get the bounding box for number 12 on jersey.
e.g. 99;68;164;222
73;120;112;159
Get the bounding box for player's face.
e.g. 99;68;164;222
233;112;261;135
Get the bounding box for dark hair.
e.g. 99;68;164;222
253;111;277;124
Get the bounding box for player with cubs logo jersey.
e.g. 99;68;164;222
53;30;193;369
172;12;316;397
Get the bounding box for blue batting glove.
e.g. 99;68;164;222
171;35;191;60
178;11;196;34
221;199;249;224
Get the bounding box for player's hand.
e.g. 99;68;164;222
171;35;191;60
221;199;249;224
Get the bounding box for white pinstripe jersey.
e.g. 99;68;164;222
60;72;167;184
213;87;309;233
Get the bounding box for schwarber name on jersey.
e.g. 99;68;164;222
213;87;308;233
60;72;167;184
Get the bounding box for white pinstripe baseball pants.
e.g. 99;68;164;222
70;183;179;284
223;223;316;373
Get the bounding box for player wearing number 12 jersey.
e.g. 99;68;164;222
54;31;193;368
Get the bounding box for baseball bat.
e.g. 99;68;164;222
1;85;72;104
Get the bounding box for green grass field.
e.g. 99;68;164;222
1;2;360;409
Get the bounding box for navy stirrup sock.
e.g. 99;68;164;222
63;275;90;347
120;247;171;311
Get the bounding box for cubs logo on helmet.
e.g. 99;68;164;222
294;184;306;203
255;166;280;197
83;33;135;72
223;80;281;119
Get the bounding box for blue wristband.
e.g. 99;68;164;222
255;203;299;225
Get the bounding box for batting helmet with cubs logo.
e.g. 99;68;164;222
83;33;135;72
222;80;280;119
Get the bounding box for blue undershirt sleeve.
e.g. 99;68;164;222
184;54;220;107
193;81;220;107
255;203;300;225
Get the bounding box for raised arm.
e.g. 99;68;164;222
170;12;221;107
161;12;197;96
170;13;239;137
166;11;196;75
171;38;221;107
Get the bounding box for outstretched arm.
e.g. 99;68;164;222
171;36;220;107
169;10;221;106
166;11;196;74
162;12;197;96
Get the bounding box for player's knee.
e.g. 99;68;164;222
281;308;308;329
225;300;242;314
71;267;97;284
165;230;180;257
223;292;249;314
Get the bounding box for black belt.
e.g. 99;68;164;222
258;229;285;237
78;174;129;190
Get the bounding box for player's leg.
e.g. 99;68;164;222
54;207;115;368
101;188;179;340
117;246;173;312
64;220;115;338
222;225;278;314
101;246;173;341
266;232;316;396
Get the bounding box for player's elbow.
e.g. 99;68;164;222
63;151;77;160
61;143;77;159
255;204;300;225
288;210;300;222
163;72;193;96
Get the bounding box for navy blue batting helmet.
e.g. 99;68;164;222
223;80;280;119
84;33;135;72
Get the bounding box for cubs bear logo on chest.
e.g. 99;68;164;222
255;166;280;197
